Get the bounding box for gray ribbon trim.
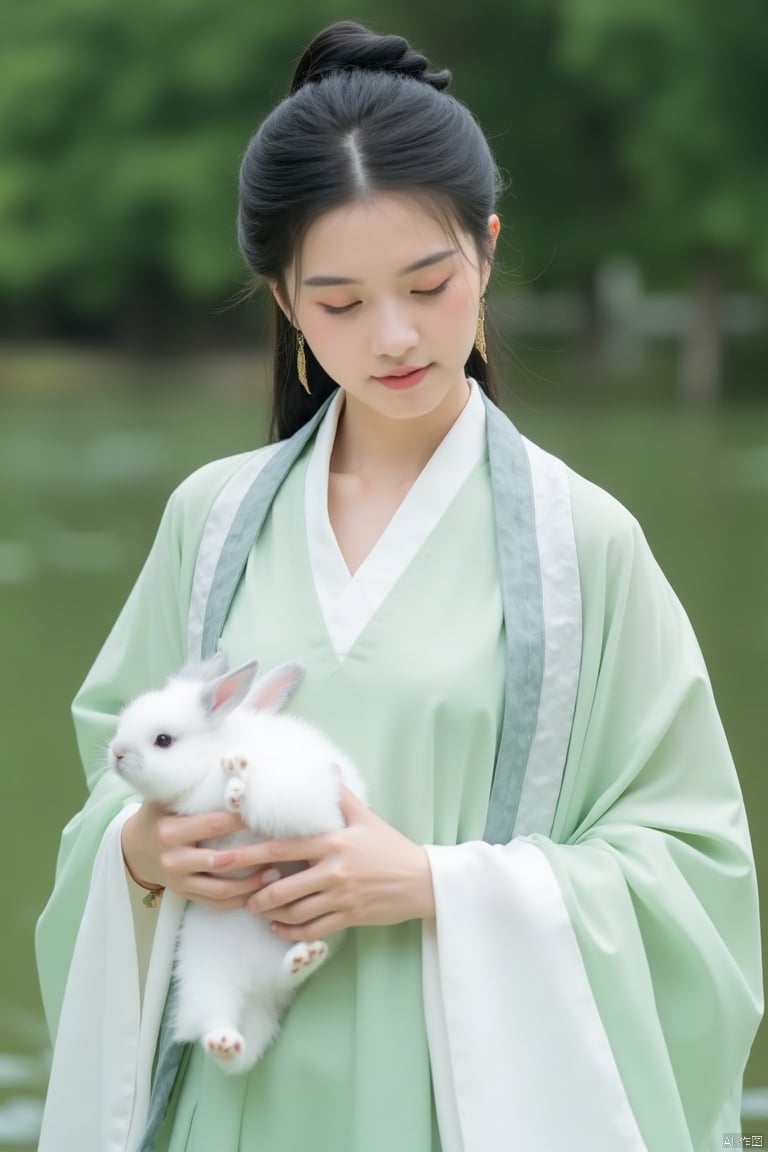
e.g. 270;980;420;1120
200;397;335;662
481;394;544;843
136;982;186;1152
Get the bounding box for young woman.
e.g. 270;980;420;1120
36;21;762;1152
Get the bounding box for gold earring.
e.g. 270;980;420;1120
296;331;310;395
475;297;488;363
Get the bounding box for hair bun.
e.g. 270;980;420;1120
290;21;451;95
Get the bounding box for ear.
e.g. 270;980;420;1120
246;662;305;714
267;278;292;322
200;658;260;719
481;214;501;294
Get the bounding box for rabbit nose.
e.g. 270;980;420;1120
112;745;126;761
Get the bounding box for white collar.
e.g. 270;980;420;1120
304;379;487;660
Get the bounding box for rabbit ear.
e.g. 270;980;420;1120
200;659;260;719
246;662;305;714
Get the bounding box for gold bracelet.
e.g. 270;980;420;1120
124;857;165;908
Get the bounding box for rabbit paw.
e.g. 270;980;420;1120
224;775;246;812
221;755;249;810
221;754;249;776
283;940;328;985
204;1026;246;1064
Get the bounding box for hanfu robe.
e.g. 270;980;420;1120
35;383;762;1152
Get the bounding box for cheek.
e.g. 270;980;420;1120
439;280;481;341
301;312;364;378
301;313;352;361
303;312;343;349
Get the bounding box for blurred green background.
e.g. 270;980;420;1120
1;1;767;1147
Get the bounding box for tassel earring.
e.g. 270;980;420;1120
475;297;488;363
296;330;311;395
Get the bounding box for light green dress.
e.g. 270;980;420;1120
35;384;762;1152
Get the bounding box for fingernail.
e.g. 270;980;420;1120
262;868;281;885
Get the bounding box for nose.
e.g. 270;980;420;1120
370;301;418;360
112;745;126;762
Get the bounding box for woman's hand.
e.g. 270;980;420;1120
121;803;264;910
214;787;436;940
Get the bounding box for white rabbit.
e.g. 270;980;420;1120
108;654;366;1074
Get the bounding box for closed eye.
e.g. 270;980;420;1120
413;277;451;297
321;301;360;315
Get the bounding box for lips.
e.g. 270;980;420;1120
374;365;431;390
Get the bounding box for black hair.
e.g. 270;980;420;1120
237;21;503;441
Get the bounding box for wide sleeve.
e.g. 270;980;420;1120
423;479;762;1152
35;485;189;1040
34;461;234;1152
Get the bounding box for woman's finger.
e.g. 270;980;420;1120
210;833;332;874
270;912;346;940
338;786;370;821
159;843;243;880
155;808;245;850
252;890;332;925
182;870;263;904
245;867;319;913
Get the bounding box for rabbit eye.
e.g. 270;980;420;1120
154;733;174;749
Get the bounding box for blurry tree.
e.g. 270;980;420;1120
0;0;635;347
0;0;353;346
555;0;768;400
0;0;765;386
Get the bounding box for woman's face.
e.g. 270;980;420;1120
280;193;499;423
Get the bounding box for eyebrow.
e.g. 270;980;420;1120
302;249;457;287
